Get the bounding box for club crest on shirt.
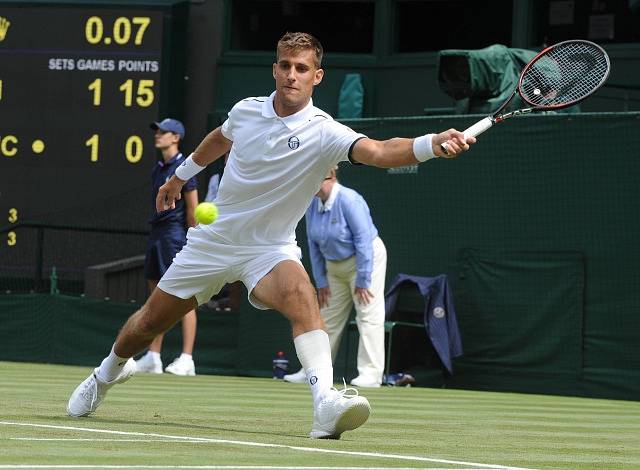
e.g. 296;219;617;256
433;307;445;318
288;136;300;149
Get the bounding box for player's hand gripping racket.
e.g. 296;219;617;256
441;39;610;154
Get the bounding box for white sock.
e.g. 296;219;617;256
179;353;193;361
294;330;334;407
96;345;129;383
148;351;161;361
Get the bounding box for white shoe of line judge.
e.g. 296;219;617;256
283;368;307;383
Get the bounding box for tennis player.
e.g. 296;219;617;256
67;32;475;439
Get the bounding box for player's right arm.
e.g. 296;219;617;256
351;129;473;168
156;127;233;212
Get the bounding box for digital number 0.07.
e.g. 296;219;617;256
85;16;151;46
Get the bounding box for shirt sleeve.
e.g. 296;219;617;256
305;208;329;289
321;120;366;166
220;102;241;141
183;175;198;192
342;195;375;288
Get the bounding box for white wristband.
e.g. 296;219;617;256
412;134;437;162
174;153;206;181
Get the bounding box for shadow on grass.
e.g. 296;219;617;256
35;414;306;439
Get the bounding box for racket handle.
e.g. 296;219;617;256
440;116;493;155
463;116;494;138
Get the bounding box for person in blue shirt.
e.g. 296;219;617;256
135;118;200;376
285;167;387;388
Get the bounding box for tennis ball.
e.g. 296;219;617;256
194;202;218;225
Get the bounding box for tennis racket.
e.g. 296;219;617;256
442;39;610;154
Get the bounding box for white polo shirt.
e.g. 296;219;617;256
205;91;366;247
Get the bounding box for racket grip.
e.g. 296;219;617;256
463;117;494;138
440;116;494;155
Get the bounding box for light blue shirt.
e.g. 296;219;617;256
305;183;379;289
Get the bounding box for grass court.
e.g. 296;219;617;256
1;361;639;469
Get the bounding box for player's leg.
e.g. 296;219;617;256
67;288;196;417
114;288;197;359
135;279;165;374
252;260;323;334
283;263;351;383
251;259;370;439
68;227;224;417
350;238;387;388
251;259;331;400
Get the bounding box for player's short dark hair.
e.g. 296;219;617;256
277;32;323;68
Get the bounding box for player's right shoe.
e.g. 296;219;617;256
135;352;163;374
66;358;136;417
310;385;371;439
283;368;307;383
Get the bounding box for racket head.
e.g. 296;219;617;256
517;40;610;110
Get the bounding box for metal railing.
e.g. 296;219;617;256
0;221;148;293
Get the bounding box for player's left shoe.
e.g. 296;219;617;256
67;358;136;417
310;383;371;439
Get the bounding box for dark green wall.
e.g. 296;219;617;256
315;112;640;399
3;113;639;401
212;46;640;122
210;0;640;121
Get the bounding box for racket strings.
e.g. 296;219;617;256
520;42;609;108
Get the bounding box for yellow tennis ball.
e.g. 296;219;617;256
194;202;218;225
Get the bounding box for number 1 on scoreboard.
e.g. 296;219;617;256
86;134;99;162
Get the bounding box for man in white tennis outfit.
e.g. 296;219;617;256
67;32;475;439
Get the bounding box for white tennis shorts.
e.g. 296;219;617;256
157;225;302;309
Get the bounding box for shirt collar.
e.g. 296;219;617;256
157;152;183;167
318;182;342;212
262;91;314;130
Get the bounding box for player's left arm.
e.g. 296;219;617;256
351;129;475;168
183;189;198;228
157;128;232;212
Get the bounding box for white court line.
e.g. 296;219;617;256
0;466;497;469
10;438;207;442
0;421;536;470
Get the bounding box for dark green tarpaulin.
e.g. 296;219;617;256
438;44;575;114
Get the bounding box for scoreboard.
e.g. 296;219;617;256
0;0;188;249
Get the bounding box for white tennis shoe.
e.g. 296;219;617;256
350;375;382;388
165;356;196;376
283;368;307;383
135;352;163;374
67;358;136;417
310;384;371;439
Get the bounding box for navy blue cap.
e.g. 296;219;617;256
150;118;185;139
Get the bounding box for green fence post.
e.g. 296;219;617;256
50;266;59;295
35;227;44;292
